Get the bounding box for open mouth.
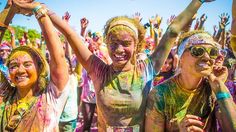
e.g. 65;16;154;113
16;76;28;82
113;54;127;61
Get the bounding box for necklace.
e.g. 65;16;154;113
175;75;202;93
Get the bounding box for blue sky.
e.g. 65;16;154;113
0;0;232;35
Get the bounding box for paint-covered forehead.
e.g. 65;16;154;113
9;51;33;62
107;28;136;43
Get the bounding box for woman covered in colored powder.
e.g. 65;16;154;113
37;0;214;131
0;0;71;131
145;30;236;131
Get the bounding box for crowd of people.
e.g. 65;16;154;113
0;0;235;131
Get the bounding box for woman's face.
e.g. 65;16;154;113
107;30;136;69
180;44;215;77
8;51;38;89
160;58;173;73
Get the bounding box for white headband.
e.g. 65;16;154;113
177;33;220;58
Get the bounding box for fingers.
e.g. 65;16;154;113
186;125;204;132
184;117;204;128
179;115;205;132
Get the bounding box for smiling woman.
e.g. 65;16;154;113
0;0;71;131
145;30;236;131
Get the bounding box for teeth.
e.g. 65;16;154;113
114;54;125;58
16;76;27;81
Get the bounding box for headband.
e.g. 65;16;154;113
108;20;138;38
177;33;220;58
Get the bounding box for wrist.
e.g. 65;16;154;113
211;80;228;94
216;92;231;101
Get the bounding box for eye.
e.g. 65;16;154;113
24;62;33;68
123;41;132;47
9;64;18;70
209;48;219;57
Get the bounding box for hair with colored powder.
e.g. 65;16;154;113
178;30;212;47
104;16;146;54
6;46;49;94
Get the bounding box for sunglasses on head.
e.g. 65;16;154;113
188;46;219;59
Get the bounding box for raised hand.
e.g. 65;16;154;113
80;17;89;29
213;25;218;33
11;0;37;16
133;12;142;22
200;14;207;23
167;15;176;26
194;18;200;30
154;14;162;29
219;13;230;30
62;11;71;22
149;16;155;24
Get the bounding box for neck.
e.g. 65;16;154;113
112;62;134;72
17;85;36;100
178;71;202;91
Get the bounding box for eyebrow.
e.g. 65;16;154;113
9;60;34;65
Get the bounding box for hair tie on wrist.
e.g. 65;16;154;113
216;92;231;101
199;0;205;4
32;5;42;13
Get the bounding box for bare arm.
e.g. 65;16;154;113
150;0;211;73
46;9;93;73
232;0;236;35
13;1;70;91
8;27;16;48
37;13;69;91
231;0;236;57
208;66;236;131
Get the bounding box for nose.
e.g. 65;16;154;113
115;44;124;53
17;64;26;73
202;52;211;59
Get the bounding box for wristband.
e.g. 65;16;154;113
216;92;231;100
199;0;205;4
32;5;42;13
35;8;48;19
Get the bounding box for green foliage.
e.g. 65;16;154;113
2;25;41;43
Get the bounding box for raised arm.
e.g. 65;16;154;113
8;26;16;48
45;7;93;73
198;13;207;30
80;17;89;37
150;0;215;74
13;0;69;91
231;0;236;57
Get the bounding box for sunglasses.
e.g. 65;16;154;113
188;46;219;59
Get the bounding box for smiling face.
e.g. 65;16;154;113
107;30;136;70
8;51;38;90
180;44;215;77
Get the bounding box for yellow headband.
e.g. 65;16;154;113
108;20;138;38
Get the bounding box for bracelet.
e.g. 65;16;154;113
35;8;48;19
32;5;42;13
199;0;205;4
216;92;231;101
